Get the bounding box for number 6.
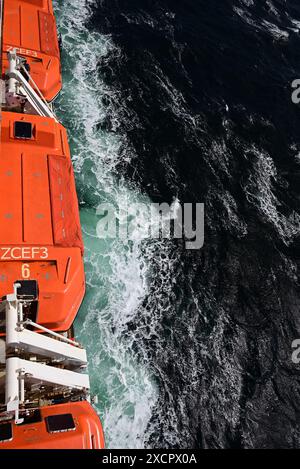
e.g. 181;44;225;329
22;263;30;279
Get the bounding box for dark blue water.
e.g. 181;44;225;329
85;0;300;449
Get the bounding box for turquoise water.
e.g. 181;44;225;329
53;0;159;449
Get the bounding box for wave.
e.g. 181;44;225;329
52;0;169;449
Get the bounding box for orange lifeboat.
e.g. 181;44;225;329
0;402;105;449
0;111;85;332
0;0;105;450
1;0;62;101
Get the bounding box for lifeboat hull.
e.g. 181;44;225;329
1;0;62;101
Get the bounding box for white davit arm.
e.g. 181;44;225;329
6;294;88;367
6;49;57;120
3;283;91;425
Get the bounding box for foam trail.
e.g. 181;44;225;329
53;0;158;449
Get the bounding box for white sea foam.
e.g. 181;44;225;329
233;1;291;41
52;0;163;449
244;148;300;243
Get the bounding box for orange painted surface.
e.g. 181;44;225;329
0;112;85;331
0;402;105;449
0;2;105;450
1;0;62;101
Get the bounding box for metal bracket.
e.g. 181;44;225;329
5;50;57;120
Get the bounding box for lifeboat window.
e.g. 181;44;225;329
14;121;33;139
0;423;12;443
45;414;76;434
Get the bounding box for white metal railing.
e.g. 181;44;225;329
5;288;87;365
19;319;81;348
3;283;91;424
